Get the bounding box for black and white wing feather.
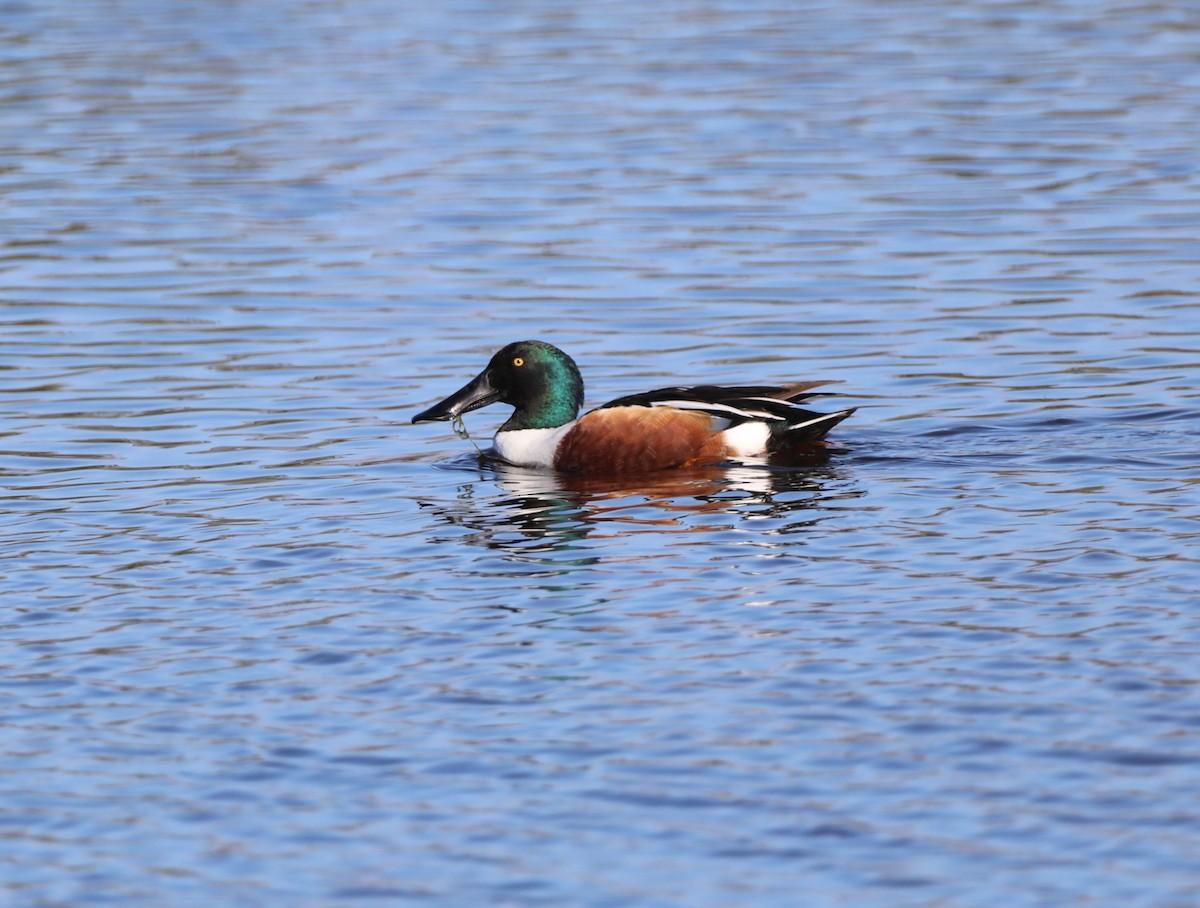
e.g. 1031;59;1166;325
598;382;854;443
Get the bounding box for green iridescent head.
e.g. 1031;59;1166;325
412;340;584;431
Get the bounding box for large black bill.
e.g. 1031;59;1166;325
412;368;501;423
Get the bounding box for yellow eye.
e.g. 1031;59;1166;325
513;357;524;367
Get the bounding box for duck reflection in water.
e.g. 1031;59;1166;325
416;448;855;556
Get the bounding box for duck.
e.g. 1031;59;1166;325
412;340;854;474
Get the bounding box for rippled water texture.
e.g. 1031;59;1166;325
2;2;1199;905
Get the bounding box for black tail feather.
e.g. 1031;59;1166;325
779;407;857;446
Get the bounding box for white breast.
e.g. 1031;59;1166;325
493;425;574;469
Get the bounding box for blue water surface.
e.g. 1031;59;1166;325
1;2;1199;906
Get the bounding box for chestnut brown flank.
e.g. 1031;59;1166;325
553;407;727;474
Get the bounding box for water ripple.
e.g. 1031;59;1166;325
2;1;1200;906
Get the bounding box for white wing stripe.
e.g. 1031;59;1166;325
786;411;849;430
639;399;773;420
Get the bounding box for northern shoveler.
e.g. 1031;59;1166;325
412;340;855;474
